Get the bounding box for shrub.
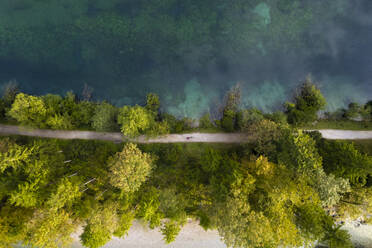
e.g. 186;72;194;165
92;102;118;132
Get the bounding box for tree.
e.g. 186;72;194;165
108;143;154;193
250;119;285;157
236;108;265;131
0;139;34;173
200;147;222;173
46;178;82;212
80;203;118;248
199;113;214;129
46;114;73;129
8;93;47;126
0;99;6;120
276;130;350;207
344;102;361;120
161;221;181;244
136;187;163;229
146;93;160;114
2;80;19;108
337;186;372;221
316;139;372;186
71;101;96;128
42;94;63;115
25;209;77;248
322;221;353;248
92;102;118;131
295;203;330;242
286;76;326;125
82;83;94;101
0;206;31;247
214;157;321;248
221;84;241;131
113;211;135;238
117;105;154;137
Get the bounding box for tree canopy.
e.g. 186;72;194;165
108;143;154;193
286;76;326;125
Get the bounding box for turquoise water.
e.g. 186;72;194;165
0;0;371;118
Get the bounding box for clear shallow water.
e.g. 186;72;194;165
0;0;371;118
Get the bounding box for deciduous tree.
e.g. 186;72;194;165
8;93;47;126
286;76;326;125
108;143;154;193
118;105;154;137
92;102;118;131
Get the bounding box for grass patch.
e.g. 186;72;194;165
301;120;372;130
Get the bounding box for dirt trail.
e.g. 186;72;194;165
0;124;250;143
1;124;372;143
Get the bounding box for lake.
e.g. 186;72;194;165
0;0;371;118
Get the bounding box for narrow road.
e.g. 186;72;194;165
0;124;372;143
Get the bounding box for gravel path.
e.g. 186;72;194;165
69;220;372;248
70;220;226;248
316;129;372;140
1;124;372;143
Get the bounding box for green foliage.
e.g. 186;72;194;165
215;156;319;248
25;209;77;248
113;211;135;238
295;203;330;242
316;139;372;186
0;139;34;172
2;80;19;108
199;113;214;129
236;108;265;131
322;222;353;248
345;102;362;120
80;203;118;248
0;99;5;120
161;221;181;244
92;102;118;132
46;114;73;130
221;84;241;131
46;178;81;212
72;101;96;128
0;134;360;247
337;186;372;221
8;93;48;126
117;105;153;137
108;143;154;193
200;147;222;173
0;206;31;247
136;187;163;229
265;111;288;124
286;76;326;125
5;91;97;130
221;109;236;132
146;93;160;114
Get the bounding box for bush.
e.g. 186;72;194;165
2;80;19;108
199;113;214;129
161;221;181;244
146;93;160;115
8;93;47;127
221;109;236;132
265;111;287;124
286;76;326;125
92;102;118;132
236;108;265;131
344;102;361;120
117;105;154;137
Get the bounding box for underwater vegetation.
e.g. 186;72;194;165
0;0;371;118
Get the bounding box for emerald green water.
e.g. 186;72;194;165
0;0;371;118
